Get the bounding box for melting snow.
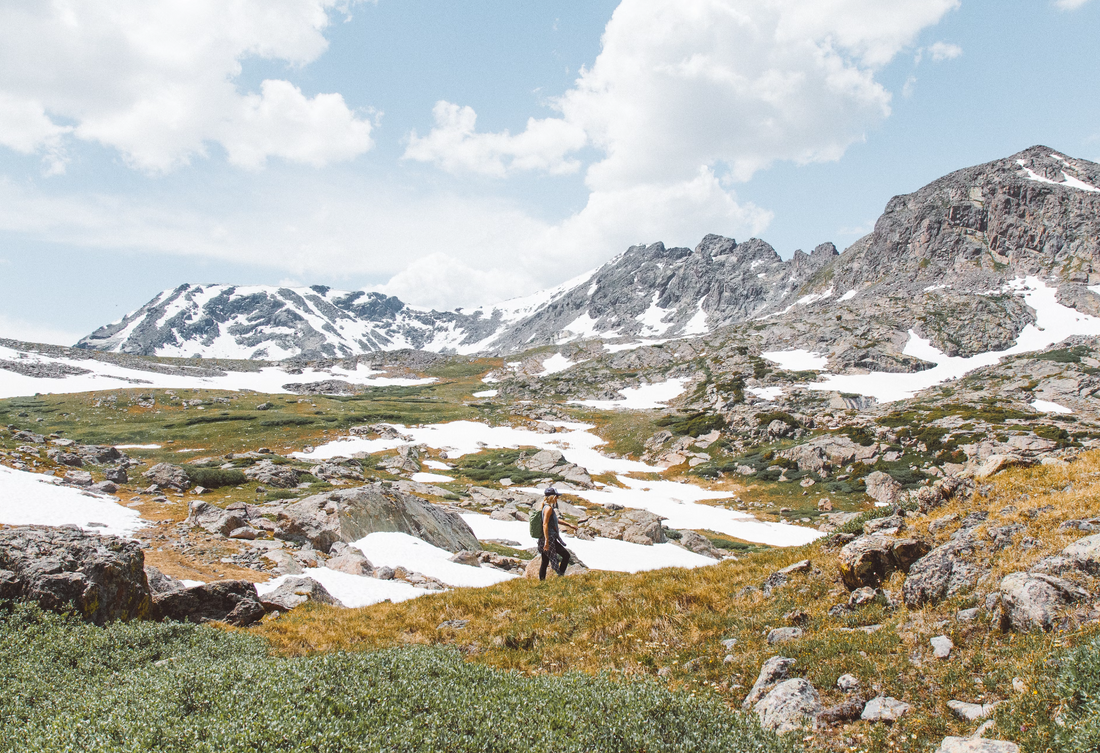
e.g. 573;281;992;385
838;291;857;302
352;532;516;588
472;389;498;398
923;284;949;292
0;465;146;537
1017;159;1100;193
636;294;671;336
603;339;672;353
257;568;427;608
810;277;1100;402
748;386;784;401
423;460;452;470
0;345;434;400
115;444;162;450
571;378;688;410
682;298;709;335
762;349;828;371
540;353;575;374
1031;400;1073;414
410;472;454;484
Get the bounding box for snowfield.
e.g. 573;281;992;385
0;465;146;537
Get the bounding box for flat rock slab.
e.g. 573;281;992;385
755;678;821;734
935;737;1019;753
931;635;954;659
861;696;911;723
947;700;1000;722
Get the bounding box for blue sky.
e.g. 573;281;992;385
0;0;1097;345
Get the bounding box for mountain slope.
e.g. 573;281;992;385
76;146;1100;361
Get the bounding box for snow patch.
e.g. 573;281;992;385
1031;400;1073;414
761;349;828;371
540;353;575;375
472;389;498;398
352;532;515;588
838;290;857;302
1017;159;1100;193
748;386;784;401
0;465;146;537
571;378;688;410
257;568;427;609
682;298;709;336
410;472;454;484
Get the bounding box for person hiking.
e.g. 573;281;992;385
537;487;576;580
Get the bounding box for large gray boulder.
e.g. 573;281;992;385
621;510;667;545
743;656;796;709
259;576;344;611
903;535;982;608
861;696;911;722
154;580;266;627
144;565;186;596
678;530;723;559
754;679;821;734
999;572;1090;631
143;463;191;491
276;483;479;553
864;472;902;505
186;501;250;537
0;526;152;624
1062;533;1100;575
839;535;930;590
243;460;300;489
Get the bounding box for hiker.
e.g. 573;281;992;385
536;487;576;580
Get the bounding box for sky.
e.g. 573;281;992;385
0;0;1098;346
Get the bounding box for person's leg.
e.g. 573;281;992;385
556;541;571;576
539;542;550;580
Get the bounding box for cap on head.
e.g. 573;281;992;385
544;487;559;497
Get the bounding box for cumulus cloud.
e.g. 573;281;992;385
0;0;374;172
404;101;587;177
1055;0;1092;9
924;41;963;62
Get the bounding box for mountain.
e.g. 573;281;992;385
77;145;1100;361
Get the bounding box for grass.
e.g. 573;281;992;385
251;450;1100;753
0;604;796;753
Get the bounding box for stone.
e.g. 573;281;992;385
838;535;930;590
999;572;1090;632
259;576;344;612
186;501;249;537
449;550;482;567
837;674;860;692
864;514;905;535
848;587;886;608
144;566;186;596
934;737;1019;753
228;527;259;540
742;656;796;709
79;446;123;464
1062;533;1100;575
143;463;191;491
0;526;152;625
903;536;981;608
931;635;954;658
438;619;469;630
767;627;804;644
154;580;266;626
957;608;980;622
620;509;667;545
972;454;1026;480
63;470;93;486
104;467;128;484
243;460;300;489
947;700;1000;722
754;679;821;734
817;696;866;725
678;530;724;559
778;559;812;576
326;550;374;576
89;480;119;494
861;696;911;723
864;472;902;505
50;451;84;468
262;550;303;575
276;483;479;553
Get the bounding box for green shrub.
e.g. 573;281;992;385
1050;636;1100;752
0;606;798;753
655;411;726;437
185;468;248;488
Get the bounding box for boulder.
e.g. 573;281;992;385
818;696;866;725
620;510;666;545
767;627;803;644
243;460;300;489
310;462;363;482
144;565;186;596
449;550;481;567
79;445;122;464
947;700;1000;722
276;484;479;553
931;635;954;659
259;576;344;612
154;580;265;627
864;472;902;505
754;679;821;734
837;674;861;692
861;696;911;723
902;536;981;608
382;444;422;474
839;535;930;590
518;449;566;473
934;738;1019;753
142;463;191;491
104;467;129;484
186;501;249;537
326;549;374;576
63;470;93;486
742;656;796;709
1062;533;1100;575
678;530;723;559
999;572;1090;631
0;526;152;624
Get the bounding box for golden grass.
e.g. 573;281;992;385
250;450;1100;753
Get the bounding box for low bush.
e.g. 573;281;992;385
185;467;248;488
0;606;796;753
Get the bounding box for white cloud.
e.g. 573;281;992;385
0;0;374;172
404;101;587;177
927;41;963;61
1055;0;1092;9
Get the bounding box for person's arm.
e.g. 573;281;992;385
542;505;551;551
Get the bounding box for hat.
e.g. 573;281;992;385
543;487;559;496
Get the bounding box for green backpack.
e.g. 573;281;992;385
529;503;546;538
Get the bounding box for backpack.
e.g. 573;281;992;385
529;503;546;538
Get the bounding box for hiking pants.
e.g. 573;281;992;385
538;536;571;580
